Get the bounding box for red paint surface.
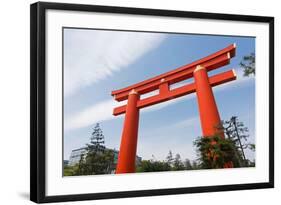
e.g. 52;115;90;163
193;67;224;138
113;70;236;116
115;92;140;174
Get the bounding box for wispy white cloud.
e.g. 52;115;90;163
64;99;121;131
172;116;200;128
64;29;166;96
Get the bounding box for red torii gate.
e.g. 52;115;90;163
111;44;237;174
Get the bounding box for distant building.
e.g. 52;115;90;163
68;147;87;166
64;160;69;166
68;146;142;172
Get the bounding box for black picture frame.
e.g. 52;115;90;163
30;1;274;203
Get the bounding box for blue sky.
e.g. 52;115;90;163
63;28;255;162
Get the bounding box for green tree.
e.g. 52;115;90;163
221;116;255;166
173;154;185;170
191;160;199;170
194;135;237;169
240;53;255;76
102;149;115;173
166;150;174;166
64;164;79;176
75;123;115;175
76;154;86;175
87;123;105;153
183;159;193;170
136;160;171;172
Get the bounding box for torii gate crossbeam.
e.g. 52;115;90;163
111;44;237;173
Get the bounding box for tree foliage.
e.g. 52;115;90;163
136;151;195;172
194;116;255;169
63;165;79;176
173;154;185;170
87;123;106;153
183;159;193;170
220;116;255;167
240;52;255;76
166;150;174;166
194;135;237;169
74;123;115;175
136;160;171;172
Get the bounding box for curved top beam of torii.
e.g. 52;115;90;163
112;44;237;116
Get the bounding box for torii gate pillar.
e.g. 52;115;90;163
194;65;233;168
115;89;140;173
193;65;224;138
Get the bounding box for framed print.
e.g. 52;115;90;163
30;1;274;203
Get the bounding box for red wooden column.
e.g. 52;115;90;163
116;89;140;174
194;65;233;168
193;65;224;138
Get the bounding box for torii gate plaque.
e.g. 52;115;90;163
111;44;237;173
